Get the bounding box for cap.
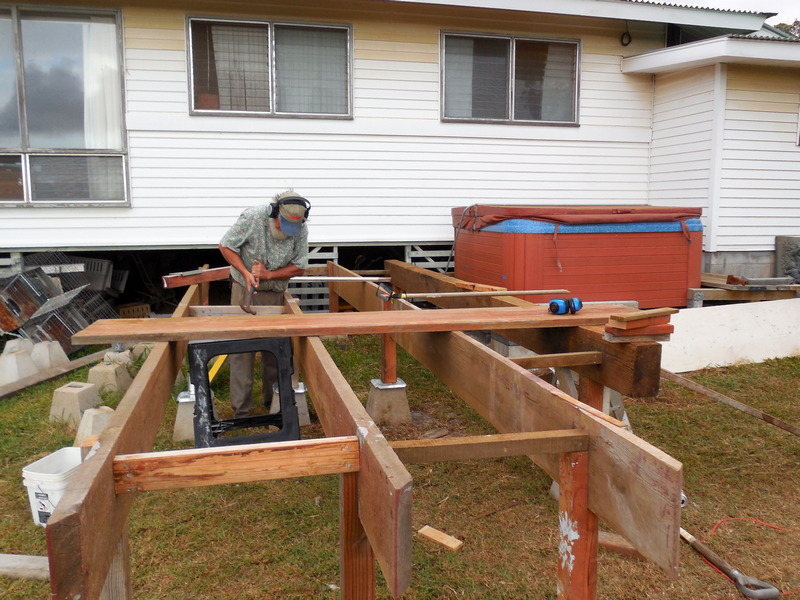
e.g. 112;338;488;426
278;201;306;236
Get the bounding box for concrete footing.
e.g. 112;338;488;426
30;342;69;371
87;362;133;394
269;382;311;426
50;382;101;426
173;387;196;443
74;406;115;447
0;349;39;386
366;378;410;425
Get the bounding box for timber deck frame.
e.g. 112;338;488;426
46;261;682;600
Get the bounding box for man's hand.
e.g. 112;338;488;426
252;260;270;282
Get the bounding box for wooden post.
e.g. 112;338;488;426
380;295;397;384
557;451;598;600
328;262;341;313
577;377;604;412
340;472;376;600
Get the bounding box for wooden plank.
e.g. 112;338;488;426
390;430;588;464
604;324;674;337
331;264;682;578
0;554;49;580
606;315;671;330
72;304;635;346
598;531;646;562
508;351;602;369
285;297;412;598
607;307;678;323
0;348;109;401
113;437;360;493
661;370;800;437
417;526;464;552
188;305;285;317
46;286;197;600
386;261;662;398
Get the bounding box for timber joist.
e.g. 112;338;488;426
46;264;682;600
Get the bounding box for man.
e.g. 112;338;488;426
218;190;310;418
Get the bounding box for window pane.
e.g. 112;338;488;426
514;40;576;122
0;12;20;148
444;36;509;120
20;12;122;150
192;21;270;112
0;155;23;201
30;155;124;202
274;25;348;115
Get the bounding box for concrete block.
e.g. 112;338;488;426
74;406;115;447
131;343;154;362
87;361;133;394
104;349;132;366
0;349;39;386
31;341;69;370
776;236;800;282
269;383;311;426
366;378;411;425
2;338;34;356
50;382;102;426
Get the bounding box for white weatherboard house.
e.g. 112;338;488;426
1;0;799;282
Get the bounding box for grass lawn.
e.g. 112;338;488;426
1;336;798;599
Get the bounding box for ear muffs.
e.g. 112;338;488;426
269;196;311;221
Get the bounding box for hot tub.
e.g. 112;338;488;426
451;205;703;308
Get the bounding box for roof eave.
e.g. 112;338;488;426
621;36;800;73
383;0;770;29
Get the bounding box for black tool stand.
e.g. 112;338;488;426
188;337;300;448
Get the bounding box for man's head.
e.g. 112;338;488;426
269;191;310;237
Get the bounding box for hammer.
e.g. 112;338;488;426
240;285;257;315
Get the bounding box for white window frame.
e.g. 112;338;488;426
0;6;129;208
187;17;353;119
440;31;580;126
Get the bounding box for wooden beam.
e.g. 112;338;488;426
385;261;662;398
330;263;682;578
72;303;638;346
507;351;602;369
113;437;360;494
162;266;229;288
390;430;588;464
46;287;196;600
285;297;412;598
0;348;109;401
188;305;285;317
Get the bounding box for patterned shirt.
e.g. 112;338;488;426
220;205;309;292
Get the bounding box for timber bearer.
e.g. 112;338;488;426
218;190;311;418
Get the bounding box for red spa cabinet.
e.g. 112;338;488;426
451;205;703;309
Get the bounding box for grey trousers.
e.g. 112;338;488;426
229;283;283;418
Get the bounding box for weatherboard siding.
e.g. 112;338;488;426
5;2;661;250
649;67;715;220
717;65;800;251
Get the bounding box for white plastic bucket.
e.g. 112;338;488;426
22;447;83;527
